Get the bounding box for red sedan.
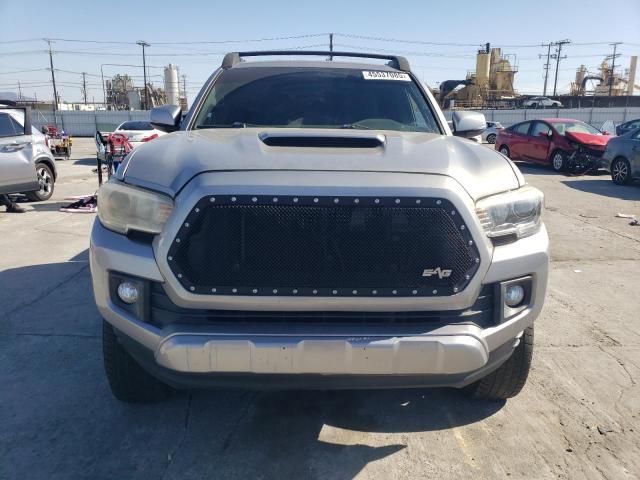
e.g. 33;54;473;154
495;118;611;172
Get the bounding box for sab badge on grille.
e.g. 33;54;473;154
422;267;452;279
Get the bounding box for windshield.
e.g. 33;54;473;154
192;67;440;133
117;121;152;131
552;121;601;136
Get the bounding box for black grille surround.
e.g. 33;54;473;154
167;195;481;297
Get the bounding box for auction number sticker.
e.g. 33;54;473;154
362;71;411;81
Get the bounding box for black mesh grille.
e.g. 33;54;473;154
168;196;480;296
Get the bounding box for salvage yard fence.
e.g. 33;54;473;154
29;106;640;136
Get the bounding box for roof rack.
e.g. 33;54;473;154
221;51;411;72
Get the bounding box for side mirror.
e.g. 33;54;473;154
602;131;610;136
150;105;181;132
451;111;486;138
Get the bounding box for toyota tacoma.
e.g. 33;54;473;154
90;51;548;403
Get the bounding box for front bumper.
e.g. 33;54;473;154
91;221;548;388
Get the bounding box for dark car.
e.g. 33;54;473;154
495;118;612;172
616;118;640;137
600;128;640;185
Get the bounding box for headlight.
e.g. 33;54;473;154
475;186;543;240
98;181;173;235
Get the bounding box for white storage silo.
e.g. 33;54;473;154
164;64;180;106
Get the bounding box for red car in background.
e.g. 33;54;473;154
495;118;611;173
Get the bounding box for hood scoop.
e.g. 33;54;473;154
259;132;385;148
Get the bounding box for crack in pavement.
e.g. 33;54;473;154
221;391;257;452
1;263;89;321
161;393;193;480
552;209;640;245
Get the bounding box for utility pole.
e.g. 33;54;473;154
82;72;88;105
551;39;570;97
17;82;22;100
136;41;150;109
329;33;333;61
181;74;187;99
539;42;553;96
608;42;622;96
47;39;59;111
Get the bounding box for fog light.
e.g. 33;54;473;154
505;284;525;307
117;282;139;304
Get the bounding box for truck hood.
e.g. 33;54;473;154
121;128;522;200
565;131;611;150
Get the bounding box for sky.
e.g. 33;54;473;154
1;0;639;104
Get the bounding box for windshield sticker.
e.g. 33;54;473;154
362;71;411;81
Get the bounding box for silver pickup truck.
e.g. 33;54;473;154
90;51;548;403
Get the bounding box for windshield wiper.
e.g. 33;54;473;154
341;123;373;130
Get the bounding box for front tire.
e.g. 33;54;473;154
611;157;632;185
551;150;566;172
499;145;510;158
102;320;173;403
486;133;496;144
466;326;534;400
25;162;55;201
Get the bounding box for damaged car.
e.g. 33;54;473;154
496;118;611;173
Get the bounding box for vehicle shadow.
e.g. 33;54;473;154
515;163;559;176
73;157;99;167
562;178;640;201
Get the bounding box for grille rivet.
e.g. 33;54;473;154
451;210;456;215
211;288;217;293
252;289;258;294
354;198;360;203
313;289;318;294
392;290;397;295
475;258;480;263
395;199;400;204
412;290;418;295
252;197;257;202
273;289;278;294
175;238;180;243
332;290;338;295
460;225;466;230
168;256;173;261
231;197;237;202
293;197;299;203
293;289;298;294
374;198;380;204
469;240;473;245
195;208;200;213
352;290;358;295
232;288;237;293
453;287;459;293
334;198;339;203
416;199;422;204
184;222;190;228
465;274;471;280
436;200;441;205
273;197;278;202
372;290;377;295
177;274;183;278
432;289;438;294
190;286;195;291
313;198;319;203
210;197;216;202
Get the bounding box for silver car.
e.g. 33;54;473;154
600;127;640;185
0;105;57;201
91;52;548;403
482;121;504;144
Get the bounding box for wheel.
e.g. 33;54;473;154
530;103;537;109
102;320;173;403
466;326;534;400
611;157;632;185
486;133;496;144
551;150;566;172
25;162;55;201
498;145;510;158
